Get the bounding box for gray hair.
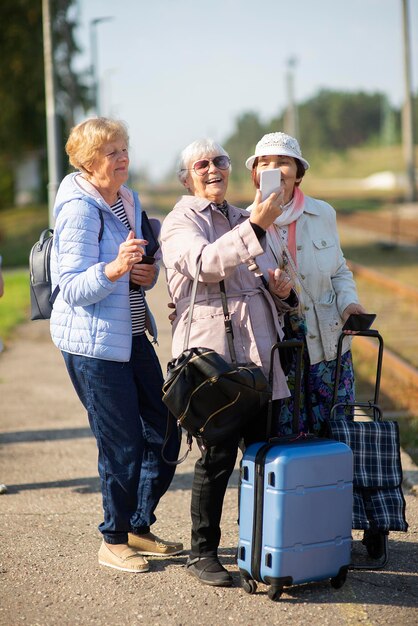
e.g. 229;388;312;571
177;138;230;184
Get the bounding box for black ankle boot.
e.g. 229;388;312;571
186;556;233;587
362;529;388;559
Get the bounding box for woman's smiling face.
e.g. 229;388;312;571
91;140;130;186
184;153;230;204
255;155;301;204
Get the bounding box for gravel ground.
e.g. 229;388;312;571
0;278;417;626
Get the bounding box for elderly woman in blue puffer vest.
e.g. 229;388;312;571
50;117;182;573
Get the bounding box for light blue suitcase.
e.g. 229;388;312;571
237;341;353;601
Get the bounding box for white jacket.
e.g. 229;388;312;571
268;196;358;364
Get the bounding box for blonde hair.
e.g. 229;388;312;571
65;117;129;173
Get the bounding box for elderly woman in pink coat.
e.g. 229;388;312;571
160;138;297;587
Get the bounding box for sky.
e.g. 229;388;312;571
72;0;418;181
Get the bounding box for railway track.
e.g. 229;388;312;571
338;206;418;246
348;261;418;303
346;260;418;416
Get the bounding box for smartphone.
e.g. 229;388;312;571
138;255;156;265
260;168;281;201
342;313;376;332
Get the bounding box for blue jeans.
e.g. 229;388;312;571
62;334;180;544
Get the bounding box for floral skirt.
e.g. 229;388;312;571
276;337;355;437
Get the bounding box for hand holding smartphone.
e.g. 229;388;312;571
129;256;156;290
138;255;156;265
342;313;376;332
260;169;281;201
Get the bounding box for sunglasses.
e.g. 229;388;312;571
190;155;231;176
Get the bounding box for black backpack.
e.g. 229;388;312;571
29;210;104;320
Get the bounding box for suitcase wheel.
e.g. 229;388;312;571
240;573;257;594
267;585;284;601
330;567;348;590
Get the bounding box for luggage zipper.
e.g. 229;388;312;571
251;443;273;582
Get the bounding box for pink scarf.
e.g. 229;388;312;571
270;186;305;262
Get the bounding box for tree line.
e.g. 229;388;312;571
0;0;90;207
0;1;416;204
224;90;417;183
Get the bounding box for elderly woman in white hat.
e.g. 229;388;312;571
246;132;368;437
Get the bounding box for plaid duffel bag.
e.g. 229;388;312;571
328;419;408;532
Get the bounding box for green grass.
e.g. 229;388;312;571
309;145;418;179
0;204;48;267
0;204;50;343
327;197;393;213
0;270;30;341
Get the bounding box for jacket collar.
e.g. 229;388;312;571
74;173;134;209
72;172;137;228
175;194;249;226
301;195;321;216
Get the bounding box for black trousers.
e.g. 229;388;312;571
190;403;277;557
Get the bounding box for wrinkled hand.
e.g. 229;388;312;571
268;268;293;299
105;231;147;282
250;188;286;231
342;303;367;320
342;302;367;335
130;262;157;287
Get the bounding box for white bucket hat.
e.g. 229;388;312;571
245;132;310;171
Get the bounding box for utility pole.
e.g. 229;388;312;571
401;0;416;202
42;0;62;227
90;17;113;116
285;57;299;139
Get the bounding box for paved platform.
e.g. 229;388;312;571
0;277;417;625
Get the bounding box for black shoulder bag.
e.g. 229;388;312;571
162;258;271;447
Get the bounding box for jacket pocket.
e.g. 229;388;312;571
314;292;343;361
313;237;336;273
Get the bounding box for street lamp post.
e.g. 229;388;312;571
401;0;416;202
42;0;62;227
285;57;299;140
90;17;113;117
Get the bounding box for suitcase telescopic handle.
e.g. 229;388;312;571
332;329;384;410
267;339;304;438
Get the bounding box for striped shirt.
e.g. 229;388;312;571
111;197;146;335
